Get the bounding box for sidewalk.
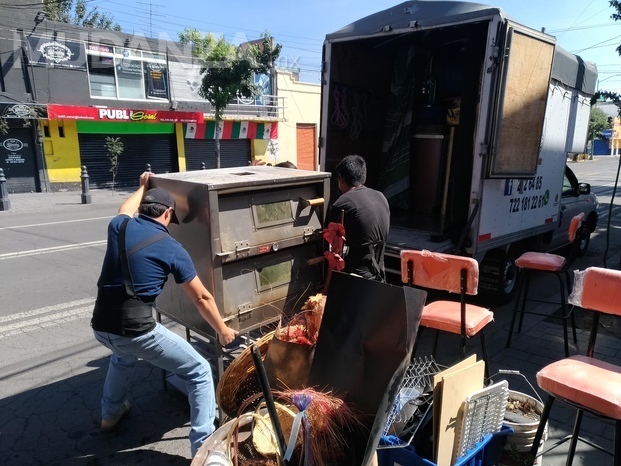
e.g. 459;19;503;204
1;188;131;213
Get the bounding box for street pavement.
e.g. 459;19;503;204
1;173;620;466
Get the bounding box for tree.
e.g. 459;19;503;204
105;137;124;190
43;0;121;31
589;106;611;139
179;29;281;168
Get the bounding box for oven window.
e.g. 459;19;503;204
256;258;293;292
252;200;293;228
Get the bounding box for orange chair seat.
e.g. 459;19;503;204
420;301;494;337
537;355;621;420
515;251;566;271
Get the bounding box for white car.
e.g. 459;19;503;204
548;165;599;256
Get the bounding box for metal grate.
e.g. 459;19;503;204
452;380;509;461
382;356;441;438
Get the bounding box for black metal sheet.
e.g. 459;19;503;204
309;272;426;465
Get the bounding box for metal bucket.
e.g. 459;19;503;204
501;390;548;466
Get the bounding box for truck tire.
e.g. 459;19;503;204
478;250;518;303
577;230;590;257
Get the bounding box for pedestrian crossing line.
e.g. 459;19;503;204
0;306;93;339
0;298;96;324
0;216;112;231
0;240;107;261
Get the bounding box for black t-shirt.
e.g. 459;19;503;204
330;186;390;279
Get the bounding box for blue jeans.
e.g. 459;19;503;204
94;323;215;456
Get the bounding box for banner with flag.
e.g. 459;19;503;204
184;121;278;140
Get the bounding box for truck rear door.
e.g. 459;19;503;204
487;22;555;179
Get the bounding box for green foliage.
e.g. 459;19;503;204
610;1;621;54
590;106;611;138
592;91;621;116
105;137;124;189
44;0;121;30
178;29;281;167
178;29;282;121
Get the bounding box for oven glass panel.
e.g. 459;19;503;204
256;258;293;291
252;200;293;228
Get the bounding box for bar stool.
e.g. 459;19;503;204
400;249;494;378
506;213;587;357
531;266;621;466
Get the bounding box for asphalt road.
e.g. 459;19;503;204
0;157;620;465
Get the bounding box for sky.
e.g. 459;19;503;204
91;0;621;92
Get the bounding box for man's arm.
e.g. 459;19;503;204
118;172;151;217
180;276;238;345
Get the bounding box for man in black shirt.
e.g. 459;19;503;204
330;155;390;281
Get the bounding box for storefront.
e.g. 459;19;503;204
46;105;203;188
183;120;278;169
0;103;48;193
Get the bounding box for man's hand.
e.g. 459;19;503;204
139;171;151;187
218;327;238;346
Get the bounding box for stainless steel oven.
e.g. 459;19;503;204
151;166;331;338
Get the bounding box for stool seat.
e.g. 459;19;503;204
537;355;621;420
421;301;493;337
515;252;566;271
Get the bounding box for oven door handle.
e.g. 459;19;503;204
300;197;324;208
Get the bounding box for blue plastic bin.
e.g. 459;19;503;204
378;426;513;466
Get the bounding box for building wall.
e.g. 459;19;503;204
41;119;81;184
0;11;321;190
276;71;320;167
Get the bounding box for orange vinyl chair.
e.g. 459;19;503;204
506;213;588;357
400;250;494;378
530;266;621;466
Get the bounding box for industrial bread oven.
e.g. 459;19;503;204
150;166;331;342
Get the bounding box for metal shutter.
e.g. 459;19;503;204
0;128;38;193
184;139;251;170
79;134;177;188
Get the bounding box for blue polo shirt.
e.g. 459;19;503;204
97;214;196;299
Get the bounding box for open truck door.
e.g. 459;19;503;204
487;22;555;179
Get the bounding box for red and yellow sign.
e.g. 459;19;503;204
47;104;204;124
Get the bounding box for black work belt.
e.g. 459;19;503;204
91;289;156;336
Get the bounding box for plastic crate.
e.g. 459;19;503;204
378;426;513;466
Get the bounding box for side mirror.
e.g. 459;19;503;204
578;183;591;195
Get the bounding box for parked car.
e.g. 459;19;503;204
548;165;599;256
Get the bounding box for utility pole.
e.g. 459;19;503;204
136;2;165;38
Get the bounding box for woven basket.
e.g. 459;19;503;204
217;330;275;419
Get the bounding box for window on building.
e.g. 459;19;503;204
85;43;169;101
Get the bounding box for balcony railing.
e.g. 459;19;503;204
214;94;285;120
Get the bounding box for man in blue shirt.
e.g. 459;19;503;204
92;171;237;458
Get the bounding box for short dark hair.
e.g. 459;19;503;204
139;203;168;218
335;154;366;186
275;161;297;169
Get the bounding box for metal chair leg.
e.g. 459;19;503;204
517;272;532;333
480;331;490;381
566;409;584;466
531;395;555;460
557;273;570;357
507;270;526;348
615;419;621;466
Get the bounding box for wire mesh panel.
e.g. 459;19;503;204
382;357;441;439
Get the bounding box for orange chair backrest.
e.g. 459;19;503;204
568;212;585;243
570;267;621;317
400;249;479;295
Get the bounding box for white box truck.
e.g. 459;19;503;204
319;1;598;300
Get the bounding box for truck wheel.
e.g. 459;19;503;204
577;230;590;257
479;250;518;303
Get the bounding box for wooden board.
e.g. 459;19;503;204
433;357;485;466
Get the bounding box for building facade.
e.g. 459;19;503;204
0;2;320;193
